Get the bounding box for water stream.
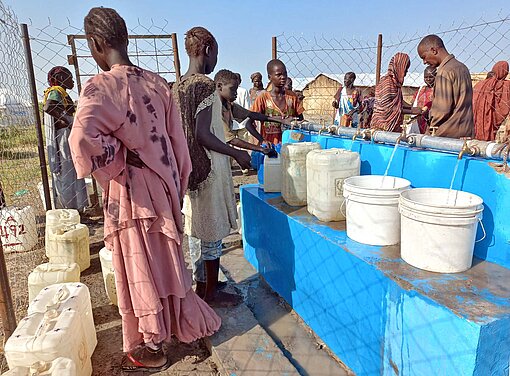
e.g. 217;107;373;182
380;143;400;188
447;158;461;206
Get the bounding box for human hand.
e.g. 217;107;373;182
234;150;251;170
332;100;339;109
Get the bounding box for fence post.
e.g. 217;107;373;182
272;36;277;60
376;33;383;85
171;33;181;82
0;241;17;342
20;23;52;211
67;35;100;208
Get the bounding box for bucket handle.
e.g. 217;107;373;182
475;218;486;243
341;198;347;217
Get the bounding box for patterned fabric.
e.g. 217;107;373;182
173;74;216;192
370;52;410;132
69;64;220;352
412;86;434;133
43;86;73;107
250;89;304;144
333;86;362;127
474;61;510;141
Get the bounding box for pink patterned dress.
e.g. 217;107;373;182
69;64;221;352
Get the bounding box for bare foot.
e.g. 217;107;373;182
205;290;243;308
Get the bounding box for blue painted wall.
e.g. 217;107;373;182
241;184;510;375
282;130;510;270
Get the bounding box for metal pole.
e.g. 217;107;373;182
171;33;181;82
0;241;17;341
272;36;277;60
67;35;99;208
21;23;52;211
376;34;383;85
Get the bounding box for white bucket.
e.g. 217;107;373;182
343;175;411;246
399;188;484;273
0;206;38;253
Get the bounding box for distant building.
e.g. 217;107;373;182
0;89;33;127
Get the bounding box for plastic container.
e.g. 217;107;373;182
0;206;38;253
28;263;80;302
343;175;411;246
399;188;484;273
307;149;360;222
264;155;282;193
28;283;97;359
99;247;118;306
37;181;54;209
3;357;76;375
45;209;80;247
281;142;321;206
46;224;90;272
4;309;92;376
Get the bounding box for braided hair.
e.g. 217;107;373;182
84;7;128;48
185;26;216;57
47;66;72;86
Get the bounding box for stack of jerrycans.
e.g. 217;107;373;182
4;283;97;376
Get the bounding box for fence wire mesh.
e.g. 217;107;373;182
0;1;47;349
277;14;510;138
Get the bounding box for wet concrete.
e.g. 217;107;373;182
220;244;352;376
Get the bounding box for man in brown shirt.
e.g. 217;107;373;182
417;35;474;138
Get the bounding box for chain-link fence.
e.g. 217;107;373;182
276;14;510;136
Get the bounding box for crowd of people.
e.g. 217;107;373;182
37;6;510;373
331;35;510;141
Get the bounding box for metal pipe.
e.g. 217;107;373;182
283;122;508;161
171;33;181;82
21;23;52;211
272;36;277;60
0;241;17;341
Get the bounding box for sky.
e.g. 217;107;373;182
7;0;510;93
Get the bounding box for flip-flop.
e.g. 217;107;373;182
121;350;171;373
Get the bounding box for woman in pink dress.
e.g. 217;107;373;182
69;7;220;373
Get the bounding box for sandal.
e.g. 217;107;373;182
121;346;171;373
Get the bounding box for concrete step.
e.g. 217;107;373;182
213;244;352;376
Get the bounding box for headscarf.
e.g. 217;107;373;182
43;66;73;107
473;61;510;141
370;52;410;132
250;72;262;82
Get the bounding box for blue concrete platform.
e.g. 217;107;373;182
241;185;510;375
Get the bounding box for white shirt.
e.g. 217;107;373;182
232;86;251;130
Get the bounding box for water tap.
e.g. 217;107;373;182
458;139;475;159
352;128;362;141
395;129;407;144
318;118;328;135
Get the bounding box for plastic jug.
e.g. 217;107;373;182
99;247;118;306
28;283;97;358
28;263;80;302
263;155;282;193
4;309;92;376
46;224;90;272
2;357;76;375
45;209;80;247
0;206;38;253
281;142;321;206
306;149;360;222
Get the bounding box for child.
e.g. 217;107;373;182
43;67;88;211
215;69;290;155
251;59;304;144
69;9;220;372
173;27;251;307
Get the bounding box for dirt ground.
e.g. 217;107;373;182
0;166;257;375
